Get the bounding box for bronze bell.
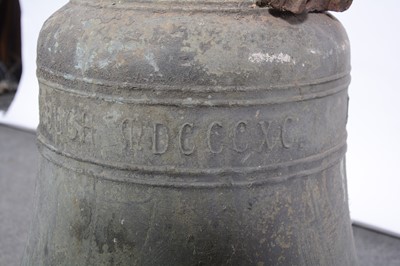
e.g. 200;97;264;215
23;0;357;265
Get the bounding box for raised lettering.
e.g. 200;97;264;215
81;112;95;145
67;109;79;141
54;106;64;146
152;123;169;154
258;121;276;151
179;123;195;155
233;121;248;153
41;100;53;132
122;119;143;153
281;116;295;149
207;121;223;154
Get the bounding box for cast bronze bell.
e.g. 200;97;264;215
23;0;357;265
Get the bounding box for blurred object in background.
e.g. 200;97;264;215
0;0;22;111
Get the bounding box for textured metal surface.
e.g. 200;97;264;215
260;0;353;14
23;0;357;265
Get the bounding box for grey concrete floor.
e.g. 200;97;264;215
0;125;37;266
1;124;400;266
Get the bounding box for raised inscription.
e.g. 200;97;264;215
39;87;300;167
41;99;95;149
208;121;224;154
122;118;143;153
118;117;298;156
152;123;169;154
233;121;248;153
179;123;195;155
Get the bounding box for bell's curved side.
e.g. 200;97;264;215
23;0;357;265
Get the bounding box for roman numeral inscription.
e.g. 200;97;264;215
258;117;294;151
40;107;299;169
39;102;301;169
152;123;169;155
121;118;143;153
179;123;195;155
38;85;305;168
37;79;349;172
119;117;297;156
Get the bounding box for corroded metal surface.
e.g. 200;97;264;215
260;0;353;14
23;0;357;265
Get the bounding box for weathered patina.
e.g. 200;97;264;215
23;0;357;265
259;0;353;14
